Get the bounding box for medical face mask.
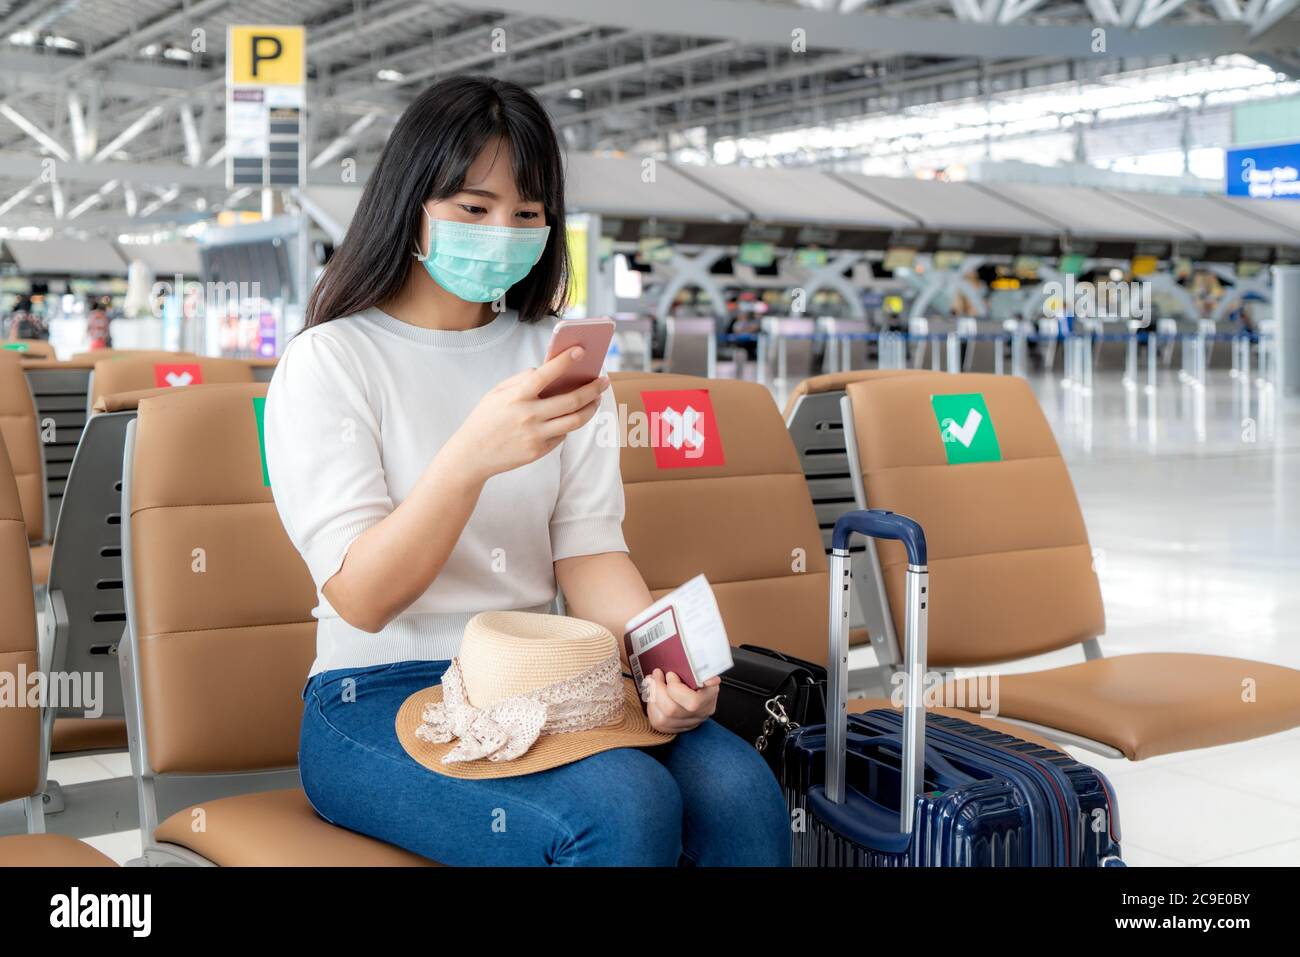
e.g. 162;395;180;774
415;209;551;303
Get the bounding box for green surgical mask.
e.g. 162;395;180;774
415;209;550;303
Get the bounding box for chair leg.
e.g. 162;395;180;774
24;795;45;834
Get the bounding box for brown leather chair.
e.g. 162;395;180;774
5;356;135;754
93;388;179;414
611;371;1063;751
0;354;51;585
18;352;196;550
73;348;195;362
2;340;55;360
15;349;199;371
0;431;116;866
613;371;829;665
782;369;933;422
842;371;1300;759
784;369;936;665
42;388;171;767
38;378;304;783
247;357;279;384
120;383;435;866
88;355;254;412
784;369;934;552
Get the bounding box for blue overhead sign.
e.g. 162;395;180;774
1226;142;1300;200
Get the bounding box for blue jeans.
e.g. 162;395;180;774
299;659;791;866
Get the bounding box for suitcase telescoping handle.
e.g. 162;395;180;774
827;509;929;835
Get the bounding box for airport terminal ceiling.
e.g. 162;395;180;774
2;0;1300;236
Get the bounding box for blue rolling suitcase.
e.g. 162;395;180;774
784;509;1123;867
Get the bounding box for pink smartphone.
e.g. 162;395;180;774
538;318;616;399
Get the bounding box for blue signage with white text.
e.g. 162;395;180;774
1226;142;1300;200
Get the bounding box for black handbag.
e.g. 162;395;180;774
714;645;827;776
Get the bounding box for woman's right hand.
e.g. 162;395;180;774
444;347;610;483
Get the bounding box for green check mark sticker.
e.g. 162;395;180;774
252;396;271;487
931;393;1001;464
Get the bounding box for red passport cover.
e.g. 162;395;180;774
623;606;699;691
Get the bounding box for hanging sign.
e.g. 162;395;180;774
226;25;305;189
1227;143;1300;200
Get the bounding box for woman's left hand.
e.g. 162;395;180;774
642;670;720;734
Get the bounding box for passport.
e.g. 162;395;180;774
624;574;734;692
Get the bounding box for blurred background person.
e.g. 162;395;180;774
86;297;113;350
4;295;48;341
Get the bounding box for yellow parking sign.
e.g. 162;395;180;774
228;25;304;86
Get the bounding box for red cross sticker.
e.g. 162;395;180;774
639;389;725;469
153;363;203;388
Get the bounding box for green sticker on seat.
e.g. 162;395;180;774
931;393;1001;465
2;343;29;351
252;396;271;487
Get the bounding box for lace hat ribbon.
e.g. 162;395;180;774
414;654;625;764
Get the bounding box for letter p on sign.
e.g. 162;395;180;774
228;25;304;86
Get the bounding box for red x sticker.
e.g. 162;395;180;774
153;362;203;388
639;389;725;469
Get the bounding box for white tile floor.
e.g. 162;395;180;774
44;752;139;864
1049;369;1300;866
51;366;1300;866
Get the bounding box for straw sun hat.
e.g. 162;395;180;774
395;611;675;779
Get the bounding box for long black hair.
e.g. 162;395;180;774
306;75;569;326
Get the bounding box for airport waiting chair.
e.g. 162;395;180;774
783;370;933;666
119;383;435;865
5;384;204;841
248;357;279;383
70;349;196;364
612;371;829;665
24;350;199;373
608;370;1065;748
0;431;116;866
21;351;198;535
2;340;56;360
0;354;52;587
784;371;934;552
88;355;255;414
41;388;192;762
34;391;172;837
21;356;94;539
840;371;1300;759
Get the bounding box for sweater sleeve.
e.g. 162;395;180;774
549;385;628;561
264;331;393;591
